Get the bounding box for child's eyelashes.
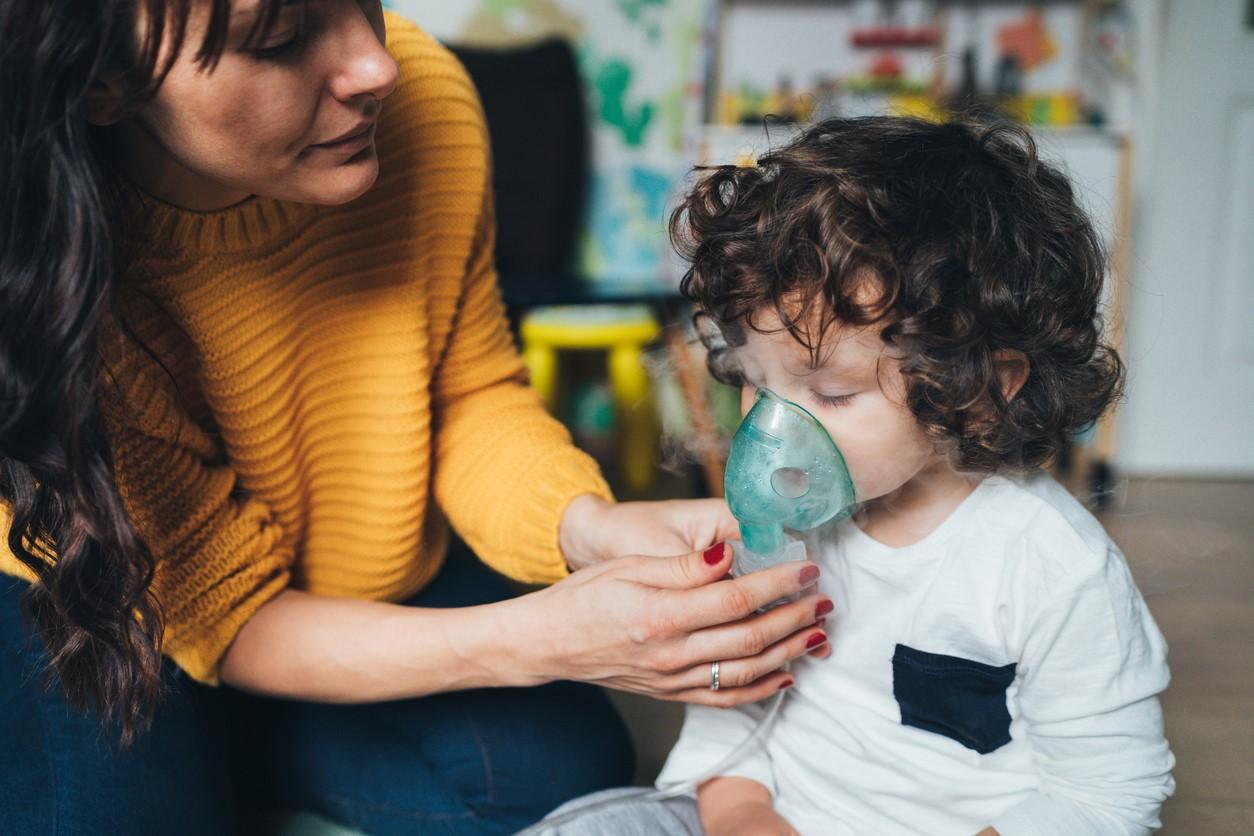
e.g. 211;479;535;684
810;391;857;409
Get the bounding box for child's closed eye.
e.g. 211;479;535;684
810;391;857;409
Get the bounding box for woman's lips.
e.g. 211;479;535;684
311;121;376;155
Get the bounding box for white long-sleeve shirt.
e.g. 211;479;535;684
657;474;1174;835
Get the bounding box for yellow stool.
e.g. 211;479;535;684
521;305;661;493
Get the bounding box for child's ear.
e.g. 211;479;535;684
992;349;1030;404
84;72;128;127
964;350;1030;435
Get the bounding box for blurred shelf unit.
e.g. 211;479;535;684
703;0;1136;135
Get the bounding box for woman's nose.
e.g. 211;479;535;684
328;5;399;105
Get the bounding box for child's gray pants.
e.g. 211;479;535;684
528;787;703;835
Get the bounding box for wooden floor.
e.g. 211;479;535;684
611;477;1254;833
1104;479;1254;832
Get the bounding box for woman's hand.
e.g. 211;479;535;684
508;543;832;706
559;494;739;569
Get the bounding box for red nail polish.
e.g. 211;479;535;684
703;543;726;565
806;632;827;650
778;679;795;691
799;565;820;585
815;599;834;618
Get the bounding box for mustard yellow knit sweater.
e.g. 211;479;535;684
0;14;611;684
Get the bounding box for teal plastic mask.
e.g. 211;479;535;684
724;388;857;562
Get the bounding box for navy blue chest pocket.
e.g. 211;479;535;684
891;643;1017;755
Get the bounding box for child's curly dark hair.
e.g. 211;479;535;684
672;116;1124;472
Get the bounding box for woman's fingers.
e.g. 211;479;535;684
655;601;829;690
696;623;828;691
667;668;796;708
693;499;740;548
660;620;833;706
663;559;821;633
623;542;736;590
653;498;740;556
674;592;831;672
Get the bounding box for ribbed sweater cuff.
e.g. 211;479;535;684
508;448;613;586
163;556;291;685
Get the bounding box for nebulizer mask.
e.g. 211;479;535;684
519;389;856;835
726;387;857;575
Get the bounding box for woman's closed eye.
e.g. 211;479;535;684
246;4;312;61
249;33;304;60
810;391;857;409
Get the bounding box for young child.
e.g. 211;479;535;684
547;117;1173;836
657;116;1175;835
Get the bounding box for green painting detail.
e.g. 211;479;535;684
616;0;666;42
595;60;655;147
410;0;709;282
616;0;667;23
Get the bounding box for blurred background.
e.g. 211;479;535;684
332;1;1251;832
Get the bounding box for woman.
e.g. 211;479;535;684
0;2;833;834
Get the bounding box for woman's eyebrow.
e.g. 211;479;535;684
229;0;299;34
229;0;265;21
231;0;301;16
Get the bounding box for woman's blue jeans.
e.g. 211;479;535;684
0;546;634;835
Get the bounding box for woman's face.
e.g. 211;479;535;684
105;0;399;210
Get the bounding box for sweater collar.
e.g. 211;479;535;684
130;188;319;255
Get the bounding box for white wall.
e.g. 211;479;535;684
1116;0;1254;476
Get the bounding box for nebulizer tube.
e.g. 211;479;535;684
517;390;856;835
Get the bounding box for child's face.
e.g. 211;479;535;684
736;309;941;505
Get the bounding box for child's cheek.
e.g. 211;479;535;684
832;402;923;503
818;412;877;500
846;451;896;503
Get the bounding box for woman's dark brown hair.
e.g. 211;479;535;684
672;116;1124;472
0;0;286;743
